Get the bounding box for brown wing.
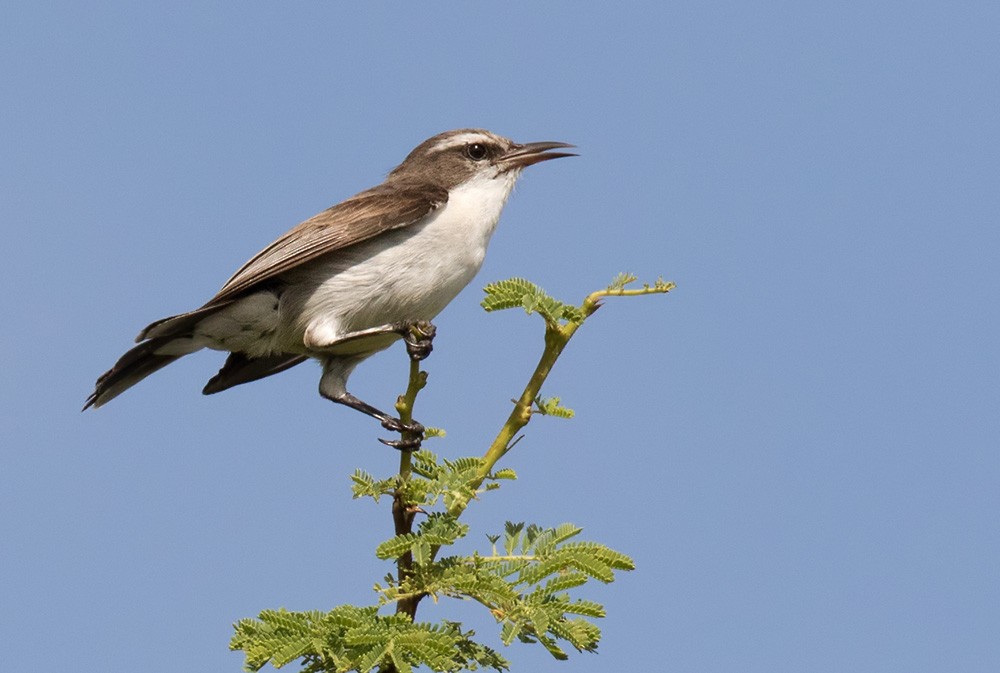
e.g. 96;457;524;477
208;181;448;305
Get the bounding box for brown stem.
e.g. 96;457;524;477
392;492;419;620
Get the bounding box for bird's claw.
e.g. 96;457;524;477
403;321;436;361
380;417;424;435
379;436;423;451
378;417;424;451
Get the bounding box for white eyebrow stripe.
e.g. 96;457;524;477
429;132;494;153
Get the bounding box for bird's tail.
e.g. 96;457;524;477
84;304;227;410
85;300;311;409
83;337;188;410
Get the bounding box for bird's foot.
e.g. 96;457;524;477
378;417;425;452
402;321;436;361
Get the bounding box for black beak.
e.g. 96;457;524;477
501;141;577;170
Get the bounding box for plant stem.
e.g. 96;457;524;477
393;357;425;620
394;279;675;617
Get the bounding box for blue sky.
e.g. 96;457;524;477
2;2;998;671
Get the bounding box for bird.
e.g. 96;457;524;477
84;128;574;446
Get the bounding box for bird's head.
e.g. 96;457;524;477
389;129;575;188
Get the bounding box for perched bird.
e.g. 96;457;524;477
85;129;574;446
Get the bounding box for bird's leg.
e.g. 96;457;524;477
315;320;436;451
320;389;425;451
311;320;436;360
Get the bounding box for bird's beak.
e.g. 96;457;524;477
500;141;577;170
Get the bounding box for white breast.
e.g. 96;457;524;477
417;170;521;274
265;169;523;353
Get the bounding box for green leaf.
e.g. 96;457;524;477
532;572;588;597
499;620;521;646
388;648;413;673
537;633;569;660
563;599;606;618
417;514;469;547
376;533;420;560
548;523;584;547
549;617;601;652
562;541;636;571
503;522;525;555
533;396;575;419
566;554;614;583
482;277;584;326
481;278;540;312
607;272;638;291
356;642;388;673
411;539;432;566
351;469;374;491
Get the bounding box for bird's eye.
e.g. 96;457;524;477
465;143;489;161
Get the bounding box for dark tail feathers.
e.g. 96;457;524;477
203;352;308;395
83;337;185;410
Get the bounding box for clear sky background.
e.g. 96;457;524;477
2;2;998;672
